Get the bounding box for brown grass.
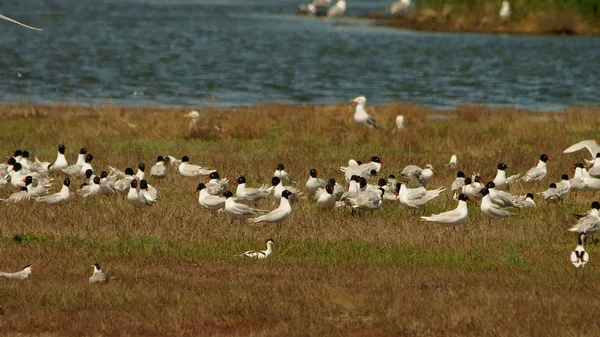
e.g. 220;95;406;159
0;103;600;336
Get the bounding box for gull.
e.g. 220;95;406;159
340;156;383;181
327;0;346;18
462;177;483;200
195;183;226;210
498;1;511;21
517;193;536;208
396;182;445;209
61;148;87;175
234;176;273;204
539;183;561;203
478;188;516;220
49;144;68;171
165;155;182;168
150;156;168;178
571;233;590;281
375;178;398;201
0;265;35;280
581;167;600;190
1;187;30;204
82;169;97;186
272;177;301;204
250;190;294;223
0;14;42;30
451;171;466;192
493;163;520;191
24;176;49;197
400;165;426;188
568;202;600;235
139;180;157;205
396;115;405;130
390;0;413;15
520;154;551;183
78;176;101;198
564;140;600;166
305;168;325;196
113;168;135;195
79;154;94;178
273;163;292;185
89;264;110;283
348;188;385;212
99;171;117;195
178;156;215;177
135;163;146;181
36;178;71;204
9;163;31;188
222;191;266;220
448;155;457;169
484;182;521;208
326;178;345;200
316;184;338;208
339;175;361;207
555;174;571;197
75;148;88;166
587;153;600;177
349;96;377;128
569;163;587;191
127;180;151;207
205;171;228;195
184;110;200;131
242;239;275;259
421;194;470;225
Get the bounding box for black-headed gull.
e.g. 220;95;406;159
568;202;600;235
234;176;273;204
539;183;561;203
78;176;101;198
136;163;146;181
178;156;215;177
205;171;228;196
273;163;292;185
421;194;470;225
520;154;551;183
451;171;466;192
272;177;301;204
484;182;521;208
250;190;294;223
36;178;71;204
492;163;520;191
396;182;444;209
49;144;68;171
195;183;225;210
478;188;516;220
150;156;168;178
305;168;325;196
222;191;266;220
79;154;94;178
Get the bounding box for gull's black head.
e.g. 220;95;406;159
7;158;16;165
378;178;386;187
456;171;465;178
85;169;94;178
326;184;334;194
130;180;138;188
13;163;22;172
359;177;367;188
328;178;336;185
591;201;600;210
100;171;108;178
140;180;149;190
540;154;550;162
209;171;220;180
181;156;190;162
485;181;495;189
138;163;145;172
85;154;93;163
79;148;87;155
549;183;557;188
156;156;164;162
93;176;101;185
526;193;534;199
58;144;67;154
497;163;508;170
22;151;30;158
222;191;234;199
478;187;489;196
561;174;569;181
281;190;294;199
272;176;281;186
63;177;71;187
195;183;206;192
13;149;22;157
457;194;469;202
371;156;381;163
125;168;134;176
24;176;33;185
93;263;101;270
388;174;395;179
276;163;285;171
236;176;246;184
309;168;318;178
464;177;472;184
350;175;360;183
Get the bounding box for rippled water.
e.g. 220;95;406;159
1;0;599;110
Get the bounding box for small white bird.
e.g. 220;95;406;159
518;193;536;208
127;180;152;207
316;184;338;208
493;162;520;191
327;0;346;17
49;144;68;171
195;183;226;210
79;154;94;178
242;239;275;259
0;264;34;279
150;156;168;178
396;183;445;209
61;148;86;176
571;233;590;281
113;167;135;195
448;155;457;169
139;180;157;205
569;163;587;191
305;168;325;196
184;110;200;131
0;14;42;30
78;176;101;198
250;190;294;223
539;183;561;203
568;202;600;235
222;191;267;220
178;156;215;177
587;153;600;177
99;171;117;195
234;176;273;204
451;171;466;192
348;188;385;212
36;178;71;204
273;163;292;186
484;182;521;208
564;140;600;166
555;174;571;198
520;154;551;183
390;0;412;15
478;188;516;220
421;194;470;225
395;115;405;130
340;157;383;182
135;163;146;181
1;187;30;204
349;96;377;128
89;263;110;283
272;177;301;204
499;1;511;21
400;165;426;188
316;178;345;202
205;171;228;196
462;177;483;200
24;176;48;198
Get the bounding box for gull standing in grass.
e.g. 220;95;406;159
421;194;470;225
571;233;589;281
327;0;346;18
178;156;215;177
273;163;292;185
49;144;68;171
222;191;266;220
36;178;71;204
570;163;588;191
305;168;325;196
127;180;151;207
451;171;466;193
485;182;521;208
555;174;571;198
0;14;42;30
493;163;520;191
250;190;294;223
135;163;146;181
498;1;511;21
478;188;516;220
234;176;273;204
79;154;94;178
205;171;228;195
62;148;87;176
518;193;536;208
0;265;35;280
539;183;561;203
89;264;110;283
78;176;101;198
150;156;168;178
448;155;457;169
462;177;482;200
564;140;600;166
242;239;275;259
316;184;338;208
586;153;600;177
195;183;226;210
349;96;377;128
568;202;600;235
396;182;445;209
272;177;301;204
520;154;551;183
184;110;200;131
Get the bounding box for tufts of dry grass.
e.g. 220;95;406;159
0;103;600;335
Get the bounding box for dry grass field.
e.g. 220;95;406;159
0;102;599;336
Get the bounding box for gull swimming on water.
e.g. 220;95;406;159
0;14;42;30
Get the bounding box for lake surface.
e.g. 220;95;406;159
1;0;599;110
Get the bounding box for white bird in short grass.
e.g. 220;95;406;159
305;168;325;196
139;180;157;205
564;140;600;166
401;164;433;188
49;144;68;171
478;187;516;220
99;171;117;195
498;1;511;21
555;174;571;197
36;178;71;204
462;177;483;200
242;239;275;259
570;163;587;191
113;168;135;195
396;182;445;209
451;171;466;192
184;110;200;131
518;193;536;208
327;0;346;17
1;187;30;204
127;180;152;207
484;182;521;208
0;14;42;30
135;163;147;181
520;154;551;183
568;202;600;235
571;233;589;281
315;184;338;208
421;194;470;225
340;157;383;182
89;263;110;283
78;176;101;198
539;183;561;203
250;190;294;223
348;188;385;212
24;176;48;197
273;163;292;186
493;162;520;191
205;171;228;196
150;156;168;178
234;176;273;204
448;154;457;168
349;96;377;128
61;148;87;176
79;154;94;178
222;191;267;220
396;115;405;130
272;177;301;204
586;153;600;177
178;156;215;177
195;183;226;210
0;265;34;280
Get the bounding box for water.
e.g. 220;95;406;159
1;0;599;110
